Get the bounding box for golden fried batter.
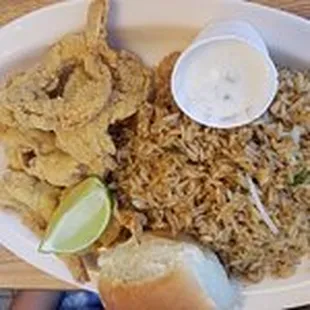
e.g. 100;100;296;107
0;0;151;181
0;126;56;154
115;209;147;241
0;0;112;131
59;255;89;283
0;180;48;237
55;50;152;175
96;217;122;248
0;126;87;186
2;170;60;222
56;111;115;175
0;125;56;170
0;53;112;131
0;184;27;214
24;151;89;187
0;0;153;283
0;105;18;127
110;51;152;122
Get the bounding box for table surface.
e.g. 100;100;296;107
0;0;309;290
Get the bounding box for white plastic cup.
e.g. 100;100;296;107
193;20;269;56
171;20;279;128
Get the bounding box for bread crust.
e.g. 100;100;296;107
98;264;216;310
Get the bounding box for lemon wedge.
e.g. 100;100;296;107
39;177;112;254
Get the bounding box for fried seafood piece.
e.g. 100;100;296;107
0;187;47;237
96;217;122;248
0;105;18;127
0;125;56;171
56;50;152;175
109;51;153;121
0;172;89;282
0;0;152;179
0;179;48;237
0;184;29;215
115;209;147;241
24;151;89;187
0;51;112;131
59;255;90;283
1;170;60;222
0;126;87;186
56;111;116;175
0;125;56;155
0;0;112;131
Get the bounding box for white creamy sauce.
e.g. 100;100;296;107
182;39;274;124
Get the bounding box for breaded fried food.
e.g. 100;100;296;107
0;184;29;215
1;170;60;222
0;0;153;284
0;170;89;282
0;0;112;131
0;0;151;179
56;50;152;175
96;217;122;248
0;46;112;131
0;167;48;235
24;151;89;187
59;255;90;283
0;125;56;155
110;51;152;122
56;111;117;175
0;183;47;237
0;126;87;186
0;125;56;173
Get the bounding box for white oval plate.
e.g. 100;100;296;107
0;0;309;309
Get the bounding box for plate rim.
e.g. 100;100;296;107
0;0;309;307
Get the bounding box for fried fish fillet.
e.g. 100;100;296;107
0;0;153;284
0;169;89;282
0;170;57;236
115;209;148;241
25;151;89;187
0;125;57;171
0;125;56;154
0;172;89;282
0;51;112;131
56;111;116;175
0;184;29;214
0;176;50;237
0;126;87;186
0;0;112;131
109;50;153;122
1;170;60;222
56;50;152;175
0;0;152;179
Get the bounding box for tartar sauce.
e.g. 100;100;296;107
176;39;276;127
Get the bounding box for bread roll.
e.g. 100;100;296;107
98;235;240;310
